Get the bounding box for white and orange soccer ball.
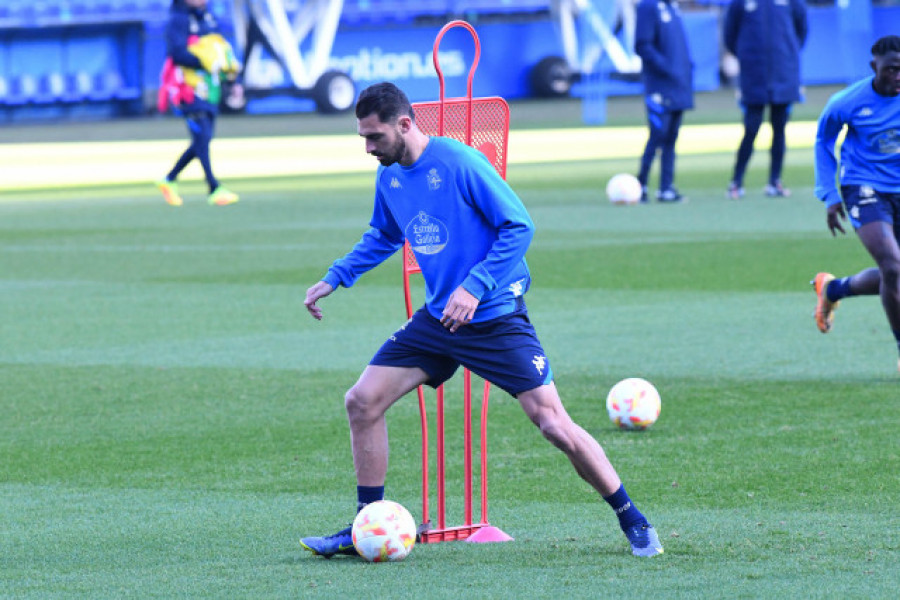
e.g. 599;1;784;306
351;500;417;562
606;377;661;430
605;173;643;205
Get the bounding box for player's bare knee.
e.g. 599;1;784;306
537;418;576;454
344;385;381;424
879;261;900;290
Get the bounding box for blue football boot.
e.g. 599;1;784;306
299;526;357;558
624;523;664;557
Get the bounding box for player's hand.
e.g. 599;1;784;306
304;281;334;320
826;203;846;237
441;286;479;333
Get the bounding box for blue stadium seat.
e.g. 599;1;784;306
34;2;65;21
6;74;38;106
70;1;115;21
32;72;67;104
452;0;550;14
65;71;94;102
342;0;450;25
8;0;39;25
88;70;141;102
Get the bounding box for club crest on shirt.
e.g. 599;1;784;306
405;211;448;255
875;129;900;154
426;168;442;191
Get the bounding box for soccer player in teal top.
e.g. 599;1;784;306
299;82;663;558
812;35;900;372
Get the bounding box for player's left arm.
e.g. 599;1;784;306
441;162;532;333
722;0;742;56
440;286;480;333
791;0;809;47
456;155;535;301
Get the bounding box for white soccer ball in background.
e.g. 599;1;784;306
351;500;417;562
606;377;661;430
605;173;643;205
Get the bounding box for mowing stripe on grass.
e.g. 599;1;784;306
0;122;818;191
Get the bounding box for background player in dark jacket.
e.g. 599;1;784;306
724;0;808;199
156;0;239;207
634;0;694;203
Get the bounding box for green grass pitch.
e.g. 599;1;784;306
1;93;898;598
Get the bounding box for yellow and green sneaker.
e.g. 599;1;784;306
208;186;239;206
156;179;183;206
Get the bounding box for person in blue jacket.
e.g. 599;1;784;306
299;82;664;559
724;0;807;199
156;0;239;207
634;0;694;203
810;36;900;373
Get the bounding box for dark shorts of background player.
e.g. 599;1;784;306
370;299;553;397
842;185;900;239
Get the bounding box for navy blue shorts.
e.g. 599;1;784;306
842;184;900;239
370;301;553;397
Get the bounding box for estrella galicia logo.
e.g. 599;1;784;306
405;211;448;255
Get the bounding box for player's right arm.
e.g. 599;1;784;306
633;1;665;74
323;226;403;289
814;94;848;209
308;188;404;319
304;281;333;320
814;93;849;235
165;12;203;70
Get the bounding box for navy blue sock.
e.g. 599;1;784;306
357;485;384;513
826;277;853;302
892;330;900;356
603;485;647;530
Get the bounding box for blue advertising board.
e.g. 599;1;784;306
241;14;721;114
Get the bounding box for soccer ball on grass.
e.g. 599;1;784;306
351;500;417;562
605;173;643;205
606;377;661;430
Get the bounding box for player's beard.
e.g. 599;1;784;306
375;136;407;166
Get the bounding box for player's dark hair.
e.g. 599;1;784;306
356;82;414;123
871;35;900;57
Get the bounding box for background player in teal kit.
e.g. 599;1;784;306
299;82;664;558
811;36;900;372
